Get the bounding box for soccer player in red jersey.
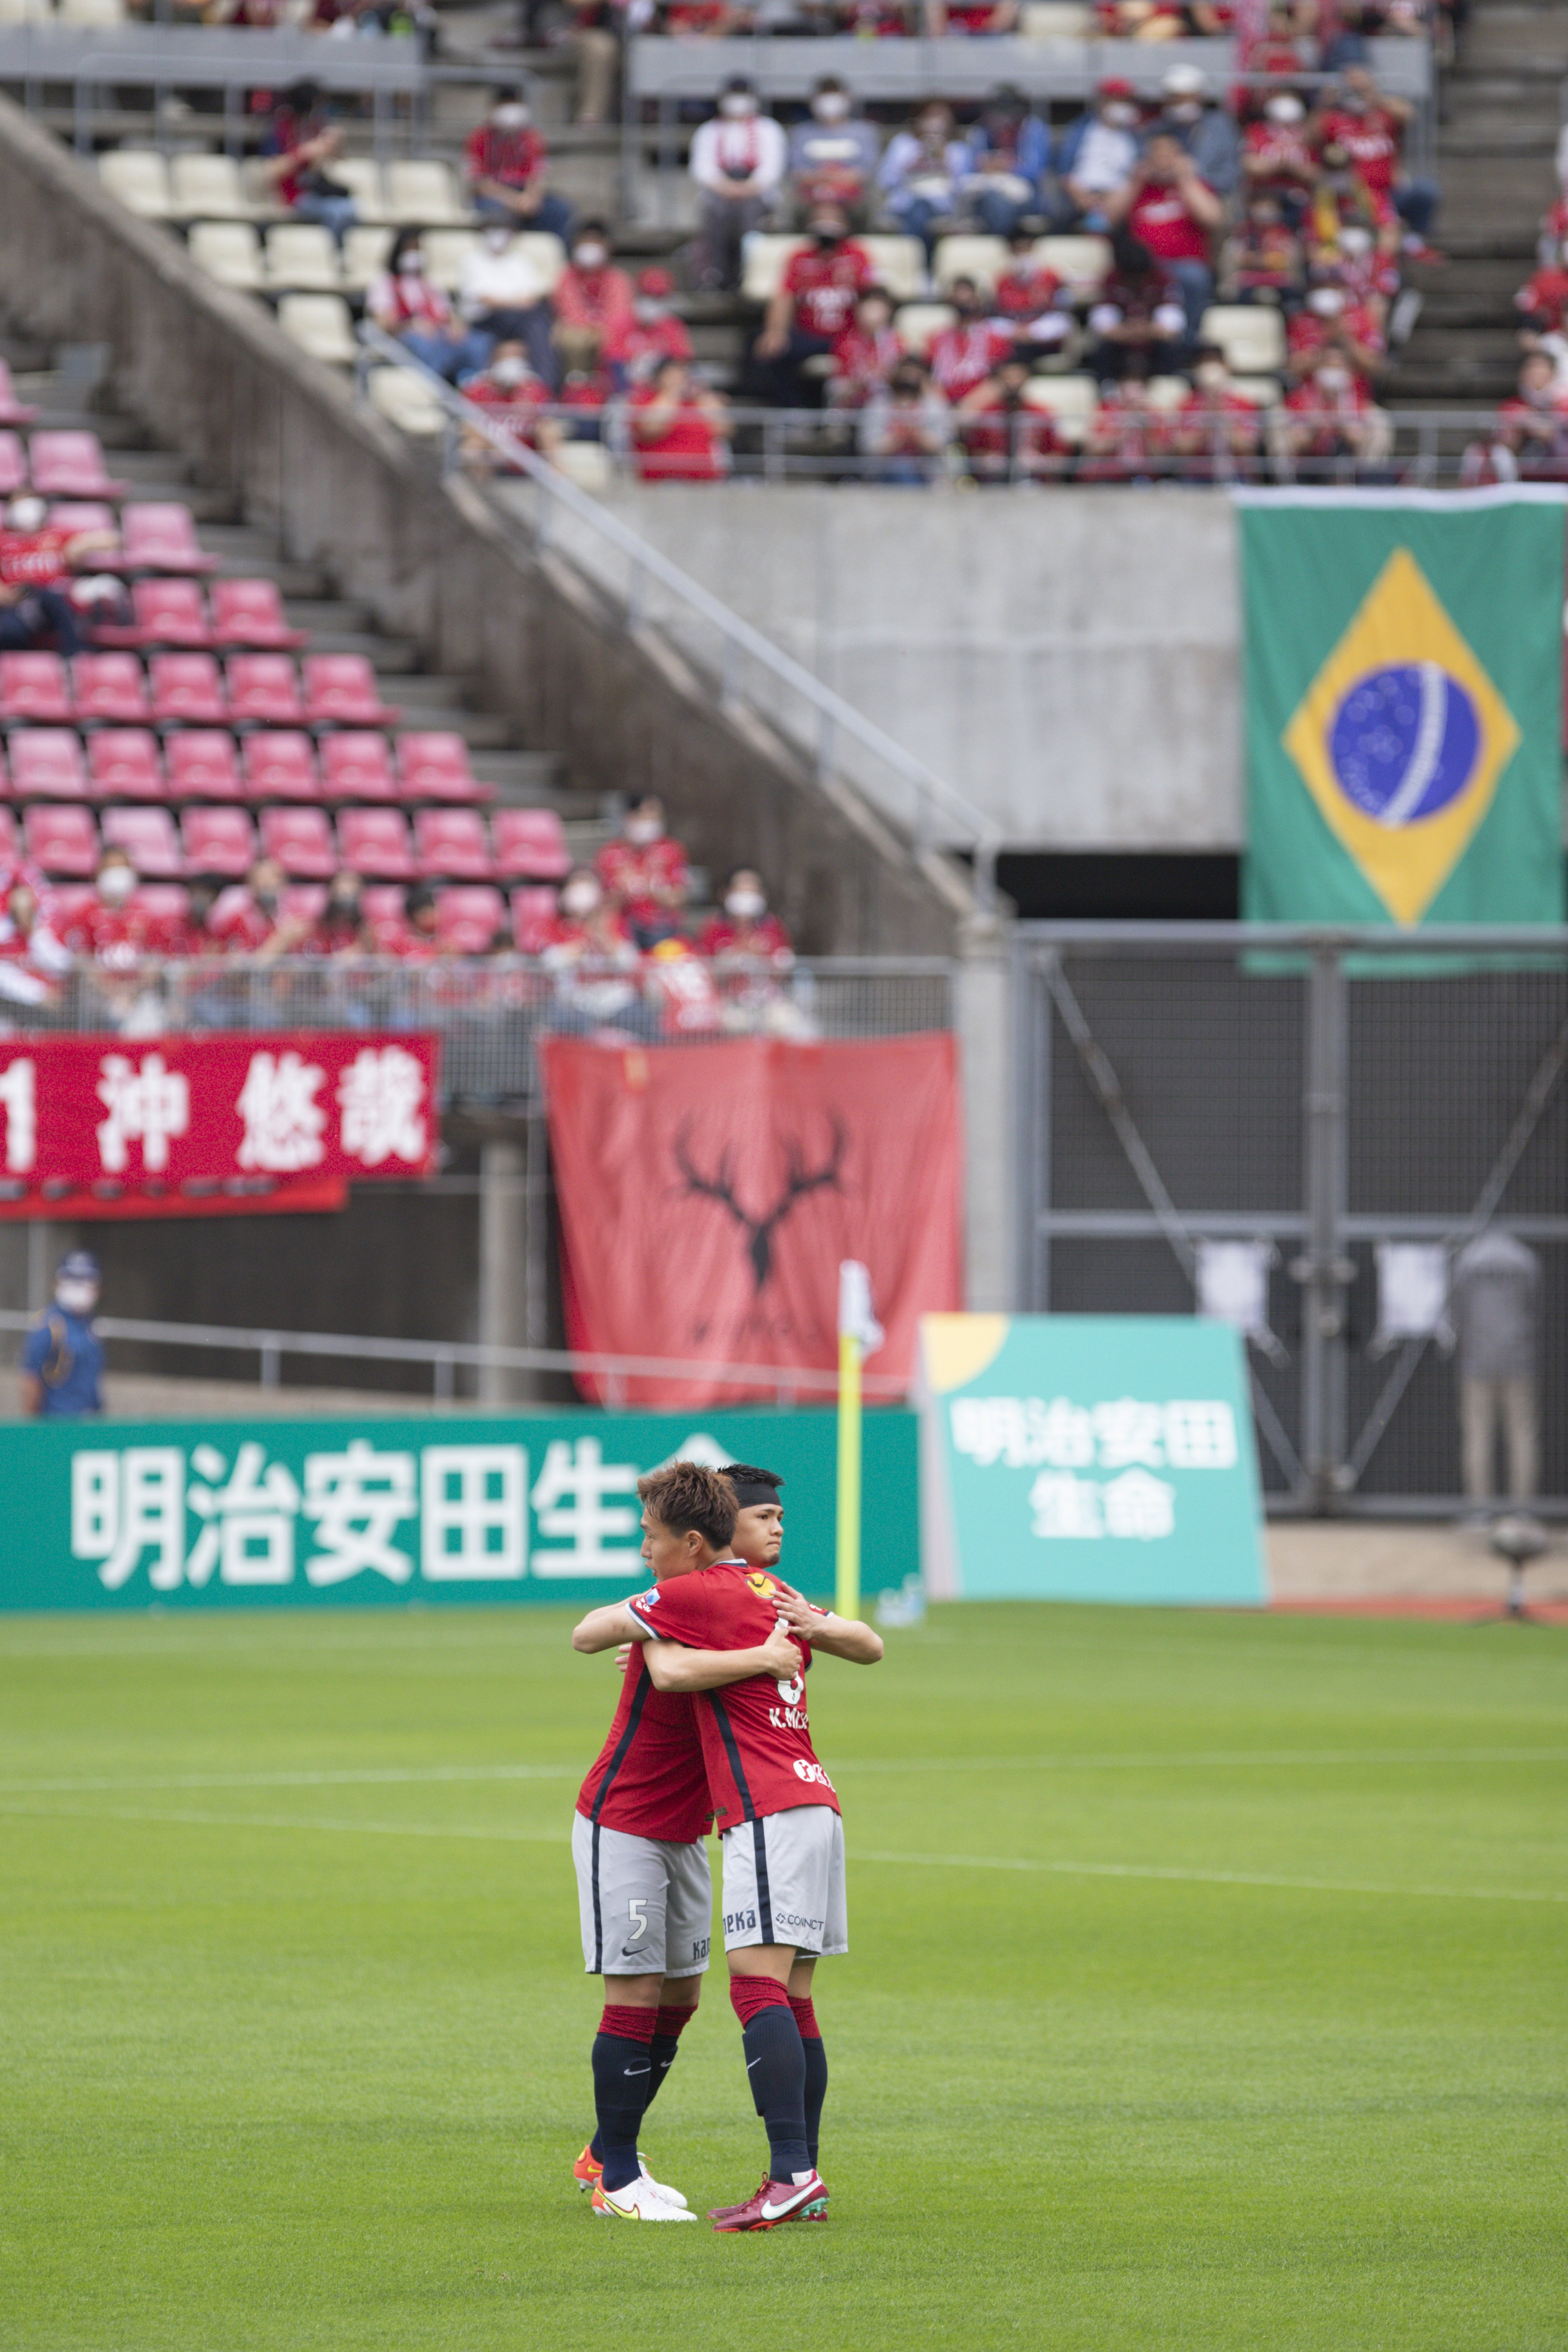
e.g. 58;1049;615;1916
569;1462;801;2221
626;1462;883;2232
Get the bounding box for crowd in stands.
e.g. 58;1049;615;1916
1465;143;1568;485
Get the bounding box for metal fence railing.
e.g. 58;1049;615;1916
1015;925;1568;1516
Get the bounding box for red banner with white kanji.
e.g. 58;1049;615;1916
0;1032;440;1216
539;1033;964;1405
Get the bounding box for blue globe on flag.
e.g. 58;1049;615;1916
1329;663;1481;827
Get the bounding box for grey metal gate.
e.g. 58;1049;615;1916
1014;924;1568;1514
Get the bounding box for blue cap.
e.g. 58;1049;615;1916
57;1250;101;1283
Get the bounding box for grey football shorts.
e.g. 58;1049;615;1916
571;1809;713;1978
719;1803;848;1958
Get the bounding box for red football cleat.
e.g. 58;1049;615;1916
573;2143;602;2192
711;2172;828;2231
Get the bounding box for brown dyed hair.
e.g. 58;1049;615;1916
636;1461;738;1551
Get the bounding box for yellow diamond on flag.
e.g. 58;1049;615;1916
1281;548;1520;925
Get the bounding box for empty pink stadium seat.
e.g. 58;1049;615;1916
87;729;165;802
414;808;493;879
397;731;490;804
259;806;335;879
120;504;216;573
337;807;416;880
0;362;38;428
73;653;149;725
181;805;256;877
28;432;129;501
360;884;408;949
131;883;190;927
165;730;242;802
10;729;88;800
102;805;183;879
493;807;570;881
242;730;319;803
301;655;399;728
47;503;120;563
210;579;305;650
321;732;398;803
0;653;72;723
227;655;305;727
23;803;98;876
149;654;227;726
511;884;559;953
129;579;211;647
435;886;507;954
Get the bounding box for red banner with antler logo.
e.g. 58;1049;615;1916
537;1033;963;1405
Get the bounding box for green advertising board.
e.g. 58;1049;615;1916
918;1315;1265;1605
0;1409;918;1613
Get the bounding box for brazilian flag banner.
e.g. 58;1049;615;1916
1240;489;1566;926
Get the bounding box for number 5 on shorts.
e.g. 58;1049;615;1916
627;1897;648;1944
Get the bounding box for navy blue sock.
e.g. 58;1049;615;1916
733;1984;808;2180
591;2005;656;2193
792;2001;828;2171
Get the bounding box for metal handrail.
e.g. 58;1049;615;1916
358;322;1003;906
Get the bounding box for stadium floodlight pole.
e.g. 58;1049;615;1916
835;1261;883;1621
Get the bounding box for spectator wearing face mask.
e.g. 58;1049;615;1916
464;88;575;245
994;231;1073;350
860;358;950;486
260;82;357;244
828;286;902;409
877;103;969;262
210;859;314;959
1158;65;1240;200
20;1251;104;1420
308;870;375;958
1283;348;1388;472
1243;92;1319;223
787;78;881;224
1086;234;1188;382
460;341;560;468
1335;221;1398;312
1104;132;1223;346
1055;82;1143;232
1310;65;1439;260
594;798;691;946
63;850;174;974
1469;354;1568;483
552;223;637;381
960;87;1050;238
1287;276;1385;388
0;874;70;1006
957;355;1064;484
754;205;876;405
457;218;558;387
621;270;694;387
541;867;654;1037
628;360;732;483
699;870;794;964
0;496;116;657
1309;142;1398;268
1168;347;1264;481
690;78;788;295
369;232;492;383
1221;196;1304;307
929;281;1013;401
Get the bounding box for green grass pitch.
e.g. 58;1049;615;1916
1;1600;1563;2351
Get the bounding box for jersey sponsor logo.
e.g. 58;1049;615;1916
772;1908;824;1937
724;1906;757;1936
775;1672;805;1706
769;1705;809;1730
791;1758;834;1789
746;1571;779;1596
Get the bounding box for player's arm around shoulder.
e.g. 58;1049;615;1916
570;1601;650;1654
773;1583;884;1664
642;1619;803;1695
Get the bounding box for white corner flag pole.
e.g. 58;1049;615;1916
836;1261;882;1623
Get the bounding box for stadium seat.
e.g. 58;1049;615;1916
259;805;336;878
515;231;569;296
150;653;227;726
1037;236;1113;294
88;729;165;802
337;806;416;879
933;237;1011;297
98;150;175;220
169;153;259;223
367;367;447;439
302;655;399;727
434;884;506;952
115;579;211;648
48;501;117;547
415;808;493;879
10;729;89;800
548;441;611;494
263;224;342;294
1021;373;1099;443
1199;306;1287;376
0;361;37;427
23;802;98;875
741;234;807;306
28;432;129;501
321;732;398;802
422;230;479;293
188;221;265;295
384;160;471;227
332;160;390;225
181;805;256;877
0;654;72;723
361;884;409;947
209;578;305;650
242;730;319;803
73;653;149;724
58;0;125;27
493;806;570;881
132;881;190;927
1231;376;1283;408
277;295;358;369
165;730;243;802
858;236;927;304
102;804;183;878
0;432;27;496
1146;375;1192;413
281;883;328;927
511;883;558;953
341;226;396;295
1020;0;1092;26
121;504;217;573
894;304;957;357
227;656;305;727
397;731;489;804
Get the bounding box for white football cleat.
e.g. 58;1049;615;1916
641;2162;689;2208
592;2175;697;2221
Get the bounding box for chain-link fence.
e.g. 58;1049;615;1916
1015;925;1568;1513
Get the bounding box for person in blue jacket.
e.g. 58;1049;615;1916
20;1249;105;1418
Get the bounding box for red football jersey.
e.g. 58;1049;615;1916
782;242;876;340
576;1644;712;1843
627;1561;838;1830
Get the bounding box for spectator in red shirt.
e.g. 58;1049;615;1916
0;876;70;1005
1287;278;1385;388
553;221;636;381
1482;353;1568;481
308;871;376;959
210;859;313;960
1078;373;1168;485
754;206;876;406
594;798;691;946
369;232;490;383
1104;133;1223;345
464;88;574;245
622;269;695;385
1516;247;1568;339
957;356;1063;483
827;286;902;408
1311;65;1439;257
1168;346;1264;480
929;281;1013;401
541;867;653;1036
0;495;114;656
1283;349;1386;472
628;360;732;483
1220;195;1304;306
460;341;560;470
259;82;357;244
698;869;794;965
994;231;1072;352
1242;93;1318;219
62;850;175;976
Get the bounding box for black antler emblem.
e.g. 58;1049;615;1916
673;1117;848;1292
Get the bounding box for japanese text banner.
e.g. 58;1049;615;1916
0;1032;439;1214
538;1034;964;1406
